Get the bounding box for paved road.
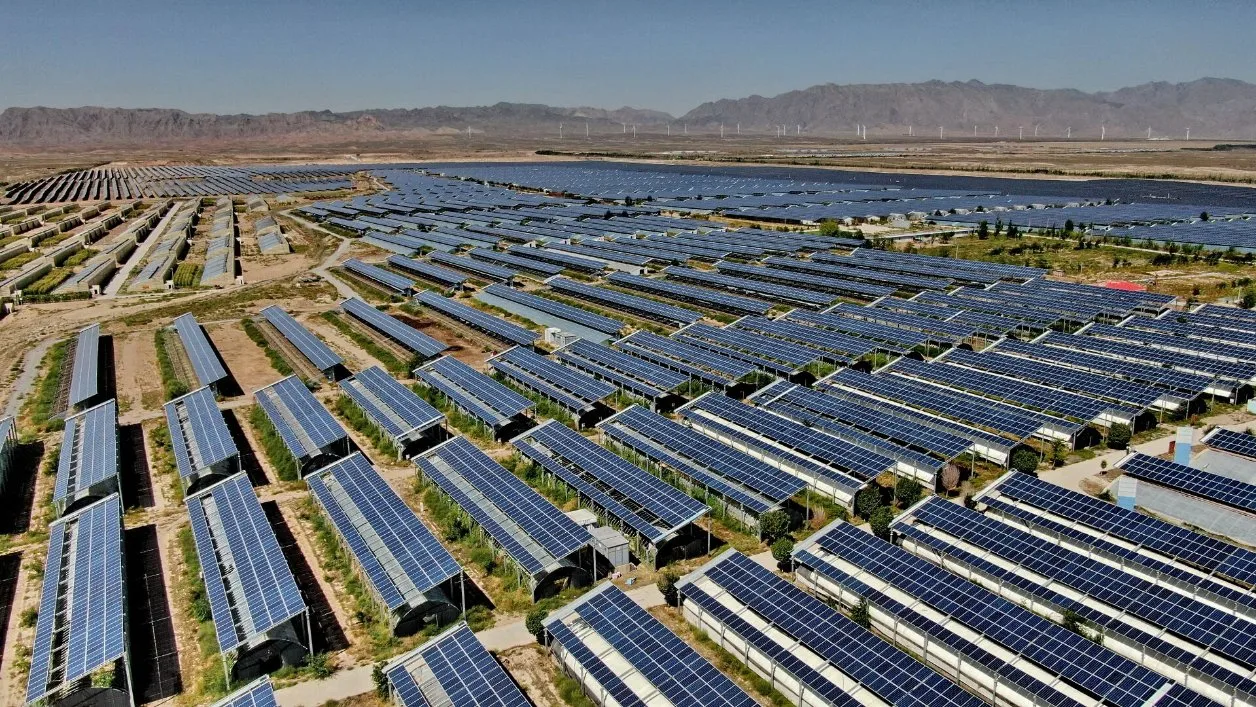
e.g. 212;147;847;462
285;213;357;300
3;336;54;417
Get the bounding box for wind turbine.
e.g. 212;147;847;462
1066;127;1071;139
1101;125;1106;141
1018;126;1023;140
559;122;563;139
1147;126;1152;140
1185;127;1190;140
939;126;944;139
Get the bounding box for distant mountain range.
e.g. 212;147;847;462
2;78;1254;145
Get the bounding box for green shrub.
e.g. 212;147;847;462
248;404;300;481
28;339;69;431
154;329;189;400
855;487;882;519
758;509;791;541
241;318;293;376
894;478;923;508
1010;448;1040;474
173;262;202;288
524;608;549;643
1107;424;1132;450
770;537;795;565
658;568;681;606
868;506;895;540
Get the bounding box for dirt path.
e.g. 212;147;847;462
2;336;53;417
206;321;283;394
116;331;161;420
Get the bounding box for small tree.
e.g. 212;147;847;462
1064;218;1075;233
525;608;549;644
658;568;681;607
1051;440;1068;467
868;506;895;540
855;487;882;519
940;464;961;497
894;478;923;508
758;509;791;541
849;598;871;629
1241;288;1256;309
372;662;389;699
771;537;795;566
1010;448;1040;474
1107;423;1132;450
977;220;990;240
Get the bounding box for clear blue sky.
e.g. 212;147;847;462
3;0;1254;116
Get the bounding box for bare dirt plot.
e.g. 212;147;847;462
301;315;389;373
205;321;283;393
499;644;563;707
393;313;494;369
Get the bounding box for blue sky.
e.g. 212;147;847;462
3;0;1254;115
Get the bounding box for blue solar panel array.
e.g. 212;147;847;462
415;437;590;576
794;521;1208;707
513;421;708;544
174;313;229;387
415;290;539;347
1119;453;1256;514
547;276;703;326
54;399;118;508
385;255;467;289
607;271;772;315
68;323;100;408
211;677;278;707
1205;428;1256;461
340;297;449;358
414;355;533;428
555;338;688;399
428;250;517;282
546;584;756;707
489;345;614;413
666;266;838;307
254;375;347;462
614;330;756;385
340;366;443;440
307;453;461;610
680;551;983;707
187;473;306;654
27;494;126;705
386;623;530;707
483;283;624;335
716;260;896;300
343;258;417;294
164;386;238;481
261;305;343;372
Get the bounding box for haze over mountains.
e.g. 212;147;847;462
2;78;1254;146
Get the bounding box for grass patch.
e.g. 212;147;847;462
683;620;795;707
25;338;69;432
173;262;202;288
120;278;338;326
411;383;497;444
0;251;38;271
320;310;413;376
177;524;228;700
23;267;73;295
61;248;94;268
154;329;189;400
248;404;300;481
334;394;399;459
148;422;184;503
241;318;294;377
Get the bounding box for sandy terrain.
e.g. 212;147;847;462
205;320;284;394
115;330;162;418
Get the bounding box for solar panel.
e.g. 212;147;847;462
307;453;461;610
174;313;228;387
614;330;756;384
547;276;702;326
469;247;563;276
343;258;417;294
164;386;237;481
764;255;953;291
340;366;443;439
505;245;606;273
1005;336;1211;396
254;375;347;462
546;240;653;266
385;255;467;288
546;585;756;707
513;421;708;544
600;405;805;509
555;338;687;399
261;305;343;372
54;399;118;507
680;551;981;707
678;322;827;371
415;437;589;575
715;260;896;300
488;346;614;412
578;236;694;264
1062;329;1253;382
340;297;449;358
795;522;1186;707
211;676;278;707
732;316;883;361
665;266;838;307
386;623;529;707
26;495;125;705
903;498;1256;672
1205;428;1256;461
482;283;623;335
1119;453;1256;514
68;323;100;407
186;474;305;653
889;357;1133;423
414;355;533;428
947;347;1162;409
684;393;888;484
1092;322;1256;365
828;368;1059;440
428;250;517;282
606;271;772;315
415;290;539;347
788;308;931;349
